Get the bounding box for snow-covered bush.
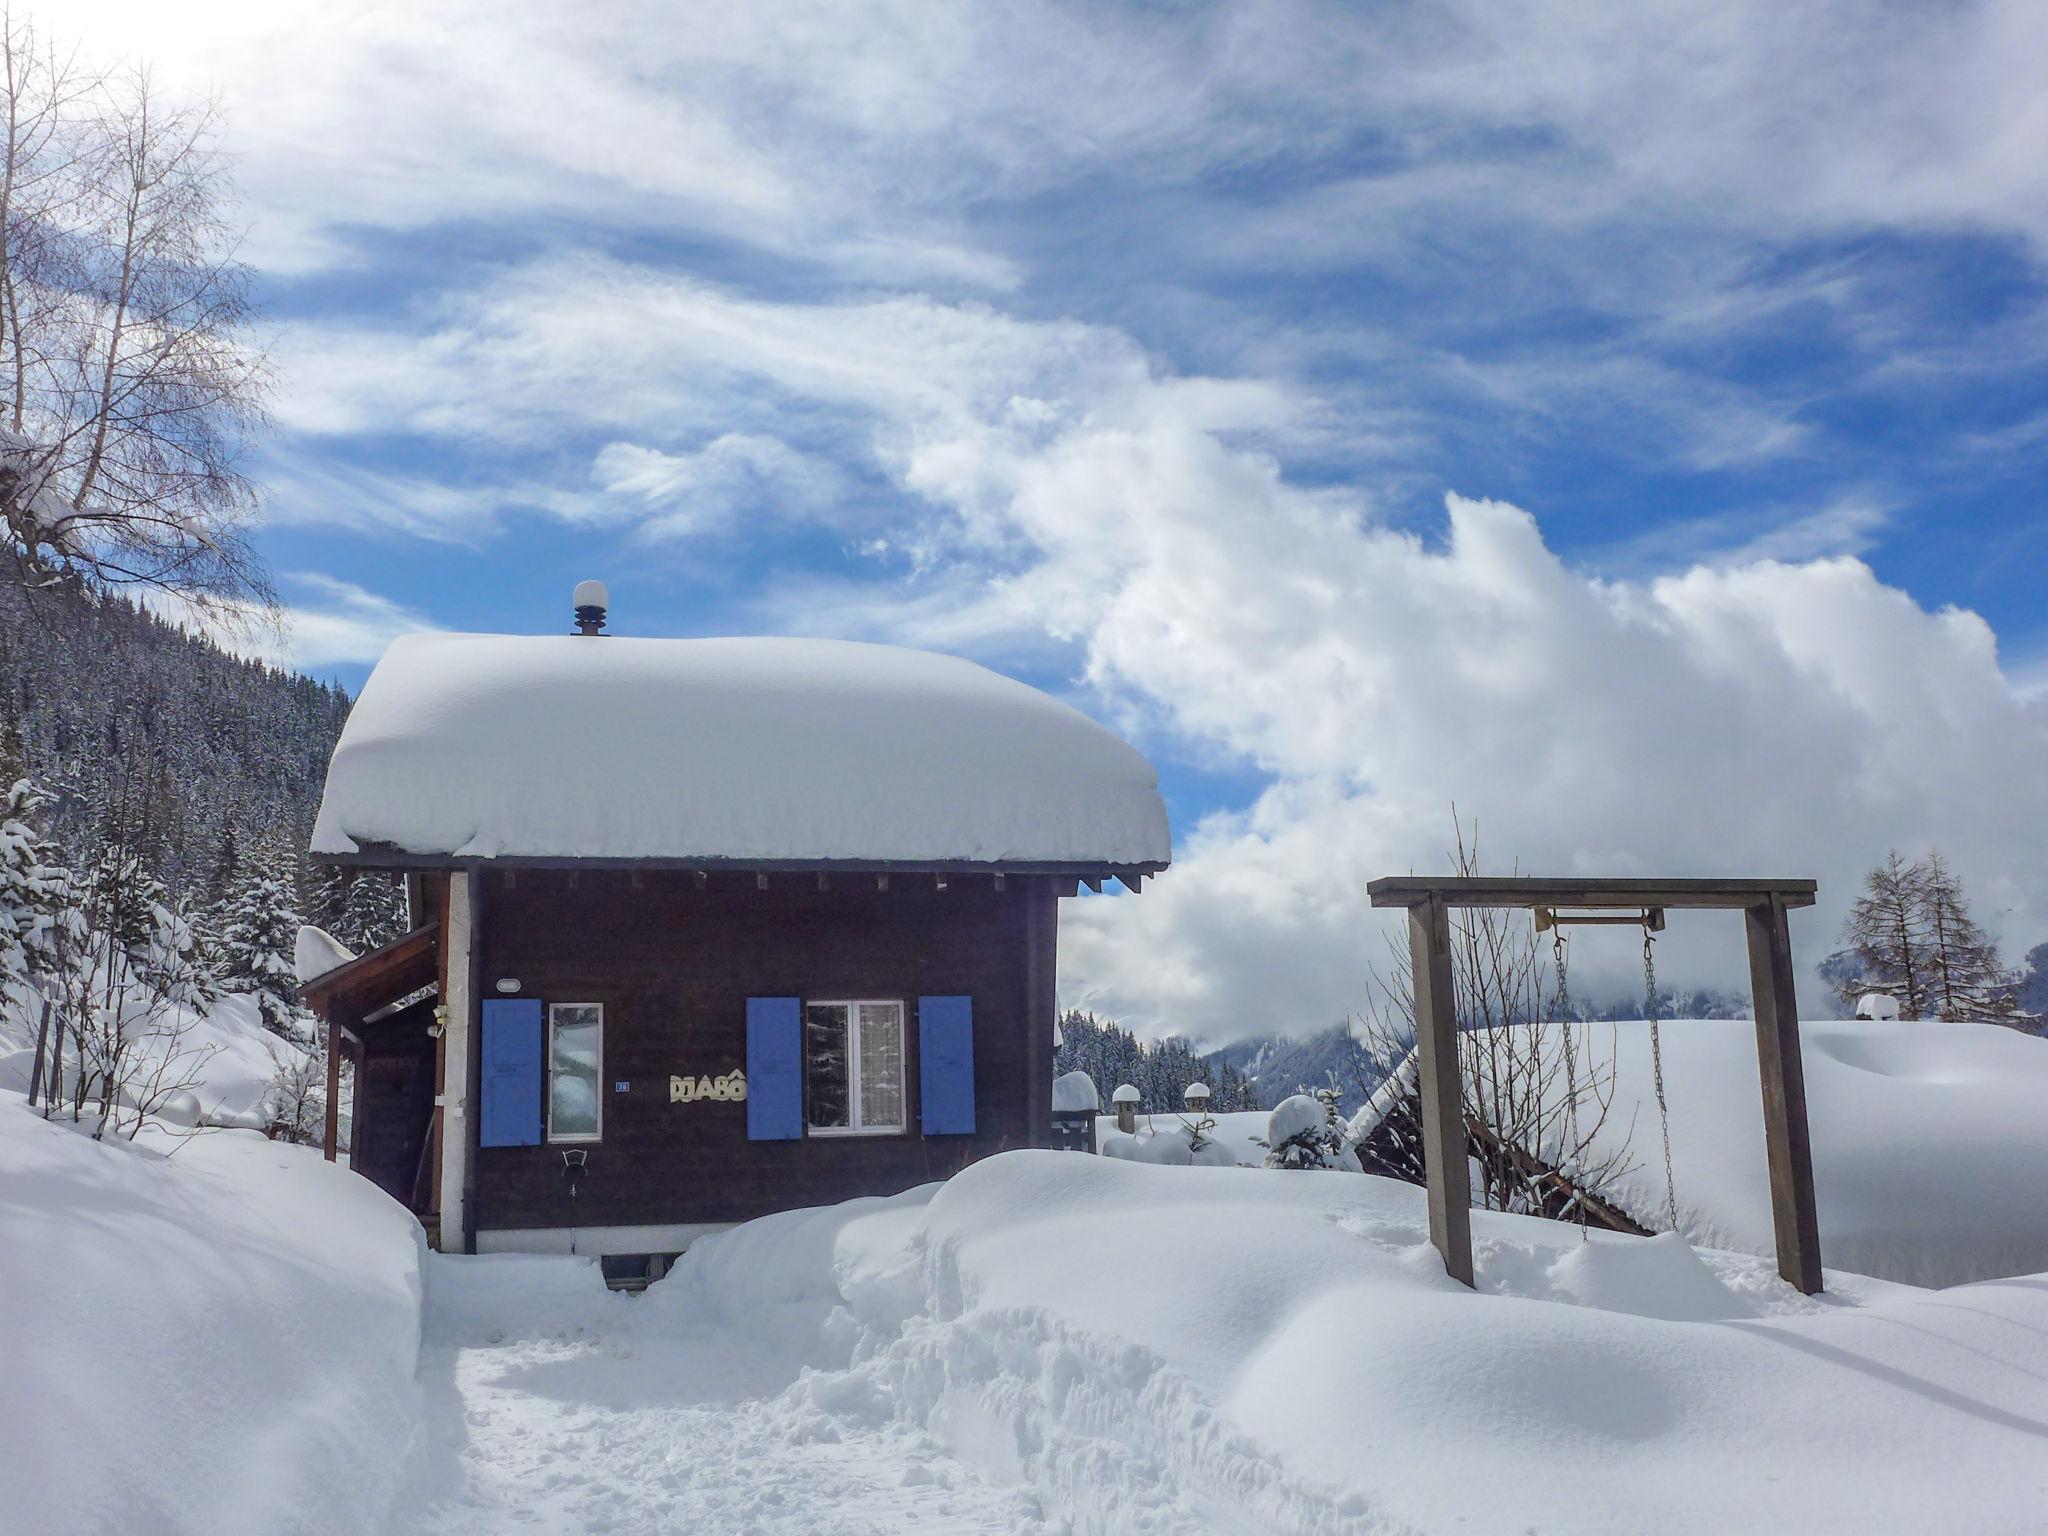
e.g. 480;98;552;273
1262;1086;1362;1171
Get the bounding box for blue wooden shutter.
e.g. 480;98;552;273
746;996;804;1140
479;999;544;1147
918;995;976;1136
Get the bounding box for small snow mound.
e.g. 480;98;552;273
294;924;356;984
1051;1070;1100;1113
1542;1231;1755;1322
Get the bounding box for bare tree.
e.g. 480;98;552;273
40;754;217;1139
1350;816;1642;1230
0;13;272;620
1838;851;1933;1019
263;1027;328;1146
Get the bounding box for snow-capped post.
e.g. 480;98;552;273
573;579;609;637
1113;1082;1140;1134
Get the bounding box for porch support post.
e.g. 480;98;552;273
439;871;478;1253
1408;892;1473;1287
1022;877;1058;1148
1745;893;1824;1295
323;1019;342;1161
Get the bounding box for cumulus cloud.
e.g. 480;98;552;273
1058;499;2048;1033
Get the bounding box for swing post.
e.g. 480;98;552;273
1369;875;1822;1294
1745;892;1823;1294
1406;892;1473;1287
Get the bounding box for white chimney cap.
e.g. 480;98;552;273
1182;1082;1210;1102
1111;1083;1141;1104
573;579;609;610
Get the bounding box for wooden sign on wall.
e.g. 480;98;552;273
671;1069;748;1104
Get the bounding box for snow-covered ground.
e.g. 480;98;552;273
384;1154;2048;1535
9;1014;2048;1534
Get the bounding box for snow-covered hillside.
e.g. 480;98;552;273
1532;1018;2048;1286
1;987;304;1131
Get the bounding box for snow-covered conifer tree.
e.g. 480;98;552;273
332;870;409;952
214;848;309;1038
0;777;65;982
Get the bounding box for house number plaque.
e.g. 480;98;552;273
671;1069;748;1104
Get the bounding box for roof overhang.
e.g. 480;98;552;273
313;843;1168;889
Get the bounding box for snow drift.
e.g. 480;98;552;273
646;1152;2048;1535
0;1094;426;1536
310;632;1172;865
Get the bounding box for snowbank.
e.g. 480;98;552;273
649;1151;2048;1534
0;1092;426;1536
1552;1018;2048;1286
311;632;1172;865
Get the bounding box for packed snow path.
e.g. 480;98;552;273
390;1262;1027;1535
388;1253;1375;1536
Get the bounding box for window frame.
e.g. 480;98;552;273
804;997;908;1138
545;1001;605;1144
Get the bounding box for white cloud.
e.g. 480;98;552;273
156;574;436;671
588;434;842;542
259;259;2048;1036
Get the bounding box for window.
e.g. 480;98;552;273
547;1002;603;1142
805;999;906;1135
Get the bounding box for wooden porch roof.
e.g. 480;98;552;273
300;921;440;1019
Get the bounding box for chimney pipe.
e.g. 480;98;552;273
572;579;609;637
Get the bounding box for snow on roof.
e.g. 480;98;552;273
294;925;357;985
311;633;1172;867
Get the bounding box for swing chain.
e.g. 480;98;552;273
1644;923;1679;1230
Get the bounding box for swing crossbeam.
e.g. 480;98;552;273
1368;874;1824;1295
1534;906;1665;933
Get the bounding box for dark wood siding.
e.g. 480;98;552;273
472;869;1053;1234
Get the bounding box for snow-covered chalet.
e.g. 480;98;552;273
298;587;1171;1280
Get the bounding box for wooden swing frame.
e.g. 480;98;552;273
1366;876;1825;1295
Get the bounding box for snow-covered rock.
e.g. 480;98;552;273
295;923;357;983
311;633;1172;865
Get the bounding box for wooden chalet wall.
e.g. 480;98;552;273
470;868;1058;1237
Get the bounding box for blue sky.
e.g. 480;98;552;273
66;0;2048;1034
